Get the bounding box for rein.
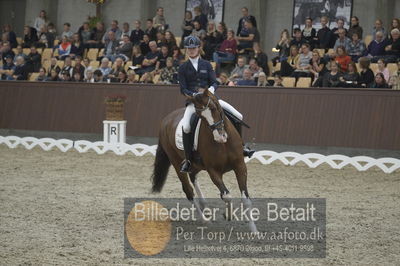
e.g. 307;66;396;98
194;95;225;131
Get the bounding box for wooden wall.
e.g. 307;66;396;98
1;81;399;150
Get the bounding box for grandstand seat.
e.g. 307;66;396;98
56;60;64;68
315;49;325;57
364;35;373;46
153;74;160;84
23;48;30;55
275;62;281;72
296;77;312;88
37;48;43;54
370;63;378;74
327;48;335;56
387;63;397;75
211;62;216;71
124;61;132;71
41;48;53;63
89;60;100;68
175;37;182;46
282;77;296;87
98;48;105;58
54;39;60;47
12;48;18;55
42;59;51;70
87;49;99;61
16;37;22;45
29;72;40;81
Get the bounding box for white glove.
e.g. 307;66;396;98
208;86;215;94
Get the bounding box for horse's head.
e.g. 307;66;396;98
188;88;228;143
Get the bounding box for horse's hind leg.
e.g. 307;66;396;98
234;164;258;233
189;172;206;210
207;169;232;220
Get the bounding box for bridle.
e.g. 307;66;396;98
194;95;225;131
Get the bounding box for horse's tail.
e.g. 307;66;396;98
151;141;171;193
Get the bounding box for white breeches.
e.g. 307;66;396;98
182;100;243;134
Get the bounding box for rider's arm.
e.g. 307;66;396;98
178;64;194;96
208;62;218;93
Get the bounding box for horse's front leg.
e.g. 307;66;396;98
234;162;258;233
189;172;207;210
206;169;232;221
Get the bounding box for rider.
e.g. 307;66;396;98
178;35;255;173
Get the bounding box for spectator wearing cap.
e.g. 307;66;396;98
130;20;144;45
0;55;15;80
237;7;257;37
61;23;74;41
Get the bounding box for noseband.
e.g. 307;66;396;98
194;95;225;131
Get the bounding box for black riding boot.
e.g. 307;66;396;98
180;131;193;173
233;121;255;158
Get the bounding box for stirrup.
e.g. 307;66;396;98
243;147;255;158
180;159;192;173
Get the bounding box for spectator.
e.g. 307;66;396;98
83;58;93;80
383;28;400;63
251;42;269;75
322;61;342;87
236;19;260;50
108;57;124;79
215;22;228;43
181;11;194;48
122;22;131;38
331;18;348;45
36;67;48;81
348;16;363;39
72;56;85;78
317;16;332;49
302;17;317;49
61;23;73;41
156;31;167;48
132;45;144;66
358;57;375;87
84;68;94;83
47;57;60;77
363;31;387;61
376;58;390;82
117;70;127;83
71;33;84;58
257;72;268;87
193;6;208;30
236;68;256;86
372;19;387;39
372;72;389;88
290;28;306;49
334;28;351;51
79;22;92;47
159;57;177;84
56;36;72;59
140;71;154;84
339;61;360;87
334;46;351;72
126;70;138;83
348;33;366;62
153;7;168;31
292;43;312;79
104;31;119;61
13;45;28;63
60;56;73;77
165;31;177;53
155;45;170;72
172;46;184;67
218;72;234;86
37;25;55;48
191;21;206;40
389;18;400;39
248;58;263;79
273;29;291;66
140;34;151;56
8;56;29;80
34;10;48;32
0;55;15;80
280;45;300;77
1;41;15;65
103;20;122;42
309;50;327;82
98;57;112;78
48;68;60;82
87;22;105;48
136;41;159;75
145;19;157;41
237;7;257;36
72;72;82;82
23;26;38;48
213;29;237;74
203;21;218;60
93;69;104;83
47;23;57;36
273;74;284;87
2;24;17;48
388;59;400;90
114;34;133;61
229;56;246;81
26;46;42;72
130;20;144;45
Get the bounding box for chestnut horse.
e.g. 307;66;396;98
151;88;257;232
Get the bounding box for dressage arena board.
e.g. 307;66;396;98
1;143;399;265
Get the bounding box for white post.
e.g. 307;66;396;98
103;120;127;143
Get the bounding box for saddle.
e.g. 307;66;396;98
175;114;201;151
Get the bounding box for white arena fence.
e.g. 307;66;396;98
1;135;399;174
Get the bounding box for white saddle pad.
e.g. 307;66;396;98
175;118;202;151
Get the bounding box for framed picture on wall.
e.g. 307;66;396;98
292;0;353;30
185;0;225;23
